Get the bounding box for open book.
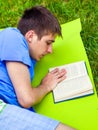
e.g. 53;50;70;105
49;61;94;103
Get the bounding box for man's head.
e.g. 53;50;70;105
17;6;62;61
17;5;62;39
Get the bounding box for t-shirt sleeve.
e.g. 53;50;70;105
0;28;31;66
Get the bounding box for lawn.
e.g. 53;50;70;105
0;0;98;94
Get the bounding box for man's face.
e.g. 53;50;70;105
28;33;55;61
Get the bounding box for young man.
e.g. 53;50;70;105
0;6;76;129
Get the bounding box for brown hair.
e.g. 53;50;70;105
17;6;62;39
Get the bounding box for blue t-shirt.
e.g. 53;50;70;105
0;27;36;111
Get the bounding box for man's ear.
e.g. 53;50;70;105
25;30;35;43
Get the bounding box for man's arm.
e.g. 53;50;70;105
6;62;66;108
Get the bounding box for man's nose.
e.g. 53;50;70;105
47;45;52;53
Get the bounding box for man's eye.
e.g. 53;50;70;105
46;42;51;45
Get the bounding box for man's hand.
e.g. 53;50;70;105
40;68;67;92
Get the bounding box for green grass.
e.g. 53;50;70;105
0;0;98;94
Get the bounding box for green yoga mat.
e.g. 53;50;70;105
32;18;98;130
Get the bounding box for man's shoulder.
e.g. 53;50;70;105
0;27;24;40
3;27;20;34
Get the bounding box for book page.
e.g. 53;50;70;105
53;75;93;102
49;61;87;81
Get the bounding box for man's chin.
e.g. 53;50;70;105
36;57;41;61
36;55;45;61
